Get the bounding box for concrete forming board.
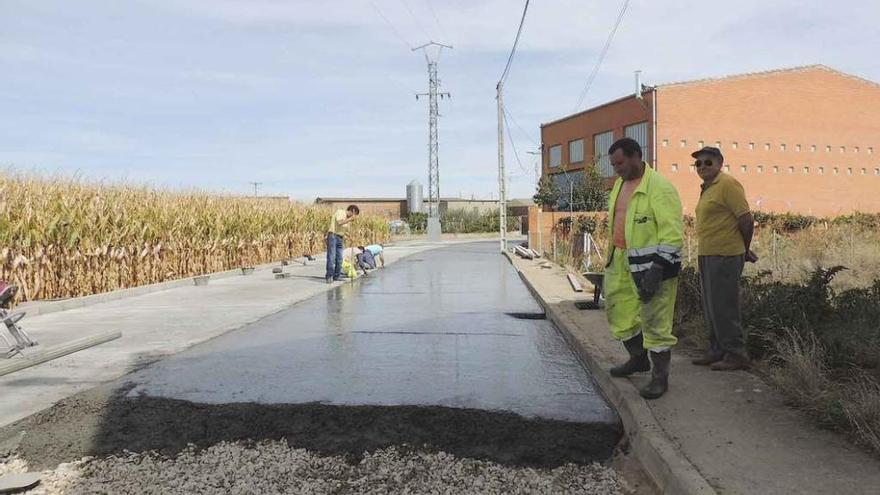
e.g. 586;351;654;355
127;242;617;425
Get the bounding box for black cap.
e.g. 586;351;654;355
691;146;723;161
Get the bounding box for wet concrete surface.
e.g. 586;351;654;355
127;242;617;425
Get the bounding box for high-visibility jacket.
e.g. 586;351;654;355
606;164;684;280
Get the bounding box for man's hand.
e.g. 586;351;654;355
745;249;759;263
637;263;665;302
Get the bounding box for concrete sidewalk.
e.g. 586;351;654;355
0;239;478;428
508;254;880;495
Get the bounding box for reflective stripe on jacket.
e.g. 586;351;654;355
606;164;684;279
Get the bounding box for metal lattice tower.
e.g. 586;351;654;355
414;42;452;221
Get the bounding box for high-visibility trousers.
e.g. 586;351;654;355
604;248;678;351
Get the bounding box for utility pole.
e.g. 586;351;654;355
414;42;452;242
496;81;507;252
248;181;263;197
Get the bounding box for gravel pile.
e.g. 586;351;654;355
2;440;628;494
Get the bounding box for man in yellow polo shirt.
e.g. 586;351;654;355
691;146;757;371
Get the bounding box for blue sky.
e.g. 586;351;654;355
2;0;878;200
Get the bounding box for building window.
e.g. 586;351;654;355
847;168;853;175
875;168;880;176
662;139;669;147
796;144;801;152
803;166;809;174
689;164;696;173
773;166;779;174
741;165;748;173
869;147;874;155
780;143;786;151
840;146;846;153
625;122;650;161
680;139;687;148
855;147;860;153
549;145;562;168
671;163;679;172
818;167;825;175
826;145;832;152
749;142;755;150
569;139;584;164
593;131;614;177
715;141;721;148
724;165;730;172
765;143;771;151
811;145;817;152
757;165;764;173
732;141;739;149
788;166;794;174
861;168;867;175
834;167;840;175
698;140;704;148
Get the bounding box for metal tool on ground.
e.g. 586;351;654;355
1;281;121;376
0;472;41;493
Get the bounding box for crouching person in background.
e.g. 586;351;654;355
603;138;684;400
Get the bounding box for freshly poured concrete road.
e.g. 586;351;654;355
128;242;617;424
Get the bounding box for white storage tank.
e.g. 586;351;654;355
406;180;423;214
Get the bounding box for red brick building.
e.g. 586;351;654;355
540;65;880;216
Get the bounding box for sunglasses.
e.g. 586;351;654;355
694;159;716;168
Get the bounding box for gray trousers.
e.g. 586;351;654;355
698;255;748;360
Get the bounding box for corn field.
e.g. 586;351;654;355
0;173;390;302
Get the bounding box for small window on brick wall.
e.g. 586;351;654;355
834;167;840;175
715;141;721;148
680;139;687;148
765;143;771;151
757;165;764;173
875;168;880;176
749;142;755;150
855;147;860;153
662;139;669;147
724;165;730;172
841;146;846;153
788;166;795;174
773;166;779;174
861;168;867;175
803;166;810;174
811;145;817;152
818;167;825;175
732;142;739;149
741;165;748;173
847;168;853;175
698;140;704;148
780;143;786;151
869;147;874;155
826;145;832;152
796;144;802;152
671;163;678;172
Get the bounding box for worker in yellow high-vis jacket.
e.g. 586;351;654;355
603;137;684;400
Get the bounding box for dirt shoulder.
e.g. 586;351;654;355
508;254;880;495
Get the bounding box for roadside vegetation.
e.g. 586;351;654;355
538;172;880;455
0;172;389;302
406;208;520;234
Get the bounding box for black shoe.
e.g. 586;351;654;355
691;353;723;366
640;350;671;400
325;276;333;284
610;334;651;377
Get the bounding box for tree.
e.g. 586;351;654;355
570;165;609;212
533;176;560;208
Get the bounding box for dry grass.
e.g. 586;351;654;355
0;172;389;302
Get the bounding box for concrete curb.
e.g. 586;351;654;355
504;252;717;495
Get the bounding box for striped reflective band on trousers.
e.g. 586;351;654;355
627;245;682;273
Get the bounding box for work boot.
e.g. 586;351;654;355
710;353;751;371
640;350;671;400
610;334;651;377
691;353;722;366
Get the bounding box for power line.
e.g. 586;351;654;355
499;0;530;84
572;0;630;112
369;0;414;50
399;0;432;42
504;107;538;147
502;109;530;177
423;0;450;42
